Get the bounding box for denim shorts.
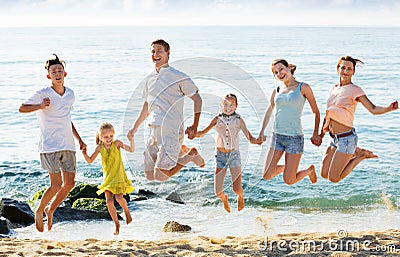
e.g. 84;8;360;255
329;129;358;154
215;149;241;169
270;133;304;154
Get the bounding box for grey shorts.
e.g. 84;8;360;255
215;149;241;169
270;133;304;154
329;129;358;154
40;150;76;173
144;125;183;171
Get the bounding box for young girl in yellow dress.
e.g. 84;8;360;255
82;122;135;235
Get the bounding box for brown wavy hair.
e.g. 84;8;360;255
271;59;297;75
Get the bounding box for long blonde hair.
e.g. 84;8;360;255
95;122;114;145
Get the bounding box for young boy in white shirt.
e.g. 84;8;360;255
19;54;86;232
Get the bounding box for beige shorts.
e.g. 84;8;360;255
144;125;183;171
40;150;76;173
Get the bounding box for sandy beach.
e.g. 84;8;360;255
1;229;399;256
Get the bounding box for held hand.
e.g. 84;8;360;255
41;97;50;109
127;127;137;140
127;132;134;141
251;136;264;145
390;101;398;111
185;125;197;140
257;134;266;143
310;135;322;147
79;140;87;151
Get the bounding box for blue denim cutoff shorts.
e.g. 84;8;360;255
270;133;304;154
215;149;241;169
329;128;358;154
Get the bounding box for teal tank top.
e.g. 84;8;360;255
274;82;306;136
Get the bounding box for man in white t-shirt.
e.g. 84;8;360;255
19;54;86;232
128;39;205;181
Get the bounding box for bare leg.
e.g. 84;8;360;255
282;153;316;185
230;166;244;211
36;172;62;232
154;147;205;181
326;151;355;183
320;146;336;179
45;171;75;231
333;147;378;182
115;194;132;224
262;148;285;180
215;168;230;212
105;191;120;235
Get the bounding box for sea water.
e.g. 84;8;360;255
0;26;399;240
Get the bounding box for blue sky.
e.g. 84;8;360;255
1;0;399;27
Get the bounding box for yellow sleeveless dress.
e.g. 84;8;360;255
97;142;134;195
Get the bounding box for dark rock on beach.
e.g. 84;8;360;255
51;206;122;222
67;183;130;206
166;191;185;204
0;198;34;226
0;217;12;235
72;198;108;212
162;221;191;232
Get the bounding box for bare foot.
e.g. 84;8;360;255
237;194;245;212
355;147;378;159
180;145;190;154
308;165;317;184
44;206;53;231
114;221;120;235
220;194;231;213
188;147;205;167
125;211;132;225
34;210;44;232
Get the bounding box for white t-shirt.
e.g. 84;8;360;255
142;66;198;133
23;87;76;153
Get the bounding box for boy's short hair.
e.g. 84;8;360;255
151;39;170;51
45;54;65;70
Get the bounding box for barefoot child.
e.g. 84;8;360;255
82;122;134;235
319;56;398;183
19;54;86;232
196;94;262;213
258;59;321;185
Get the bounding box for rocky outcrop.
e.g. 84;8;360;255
162;221;191;232
166;191;184;204
0;217;12;236
51;207;121;222
72;198;108;212
0;198;34;226
67;183;130;206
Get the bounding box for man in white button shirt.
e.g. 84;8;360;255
128;39;204;181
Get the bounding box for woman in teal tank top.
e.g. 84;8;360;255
258;59;321;185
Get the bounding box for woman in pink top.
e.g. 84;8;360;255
319;56;398;183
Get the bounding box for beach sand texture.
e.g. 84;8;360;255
1;229;399;256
